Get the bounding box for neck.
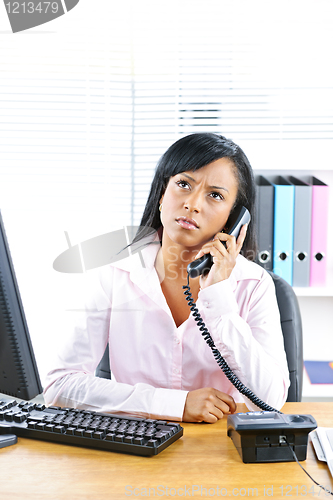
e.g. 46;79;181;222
155;232;200;284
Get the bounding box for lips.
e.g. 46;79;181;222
176;216;199;230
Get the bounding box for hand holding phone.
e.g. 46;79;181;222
187;206;251;279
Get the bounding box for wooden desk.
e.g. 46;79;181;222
1;403;332;500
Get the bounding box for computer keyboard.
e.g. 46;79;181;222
0;397;184;456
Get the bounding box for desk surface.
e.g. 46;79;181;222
1;403;332;500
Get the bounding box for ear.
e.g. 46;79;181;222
159;194;164;205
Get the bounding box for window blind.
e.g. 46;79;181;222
1;1;333;227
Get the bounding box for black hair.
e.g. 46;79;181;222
136;133;257;260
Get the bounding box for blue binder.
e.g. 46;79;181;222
272;176;295;285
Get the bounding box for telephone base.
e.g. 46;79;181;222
227;411;317;463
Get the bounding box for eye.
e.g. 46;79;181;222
175;179;190;190
209;191;224;201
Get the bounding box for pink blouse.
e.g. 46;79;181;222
44;237;290;421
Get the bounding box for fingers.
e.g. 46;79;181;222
195;223;248;260
191;224;249;288
235;222;248;252
193;239;229;265
214;222;248;253
182;388;236;423
216;391;237;414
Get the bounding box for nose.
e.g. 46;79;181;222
184;192;201;213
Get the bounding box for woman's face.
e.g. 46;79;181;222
160;158;239;251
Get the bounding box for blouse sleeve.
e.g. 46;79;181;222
195;267;290;411
43;266;188;421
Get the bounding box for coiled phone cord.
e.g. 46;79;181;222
183;275;333;493
183;274;281;414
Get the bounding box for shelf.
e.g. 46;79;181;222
253;168;332;396
294;287;333;297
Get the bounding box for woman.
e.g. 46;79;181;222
44;133;290;423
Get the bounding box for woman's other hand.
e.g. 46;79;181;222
182;387;236;423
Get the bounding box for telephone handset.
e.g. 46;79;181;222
187;205;251;279
183;205;280;413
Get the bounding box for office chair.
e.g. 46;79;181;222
96;271;303;402
96;343;111;380
268;271;303;402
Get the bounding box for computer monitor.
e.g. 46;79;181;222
0;210;42;401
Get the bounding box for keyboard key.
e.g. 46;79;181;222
99;423;109;430
3;401;15;409
21;403;36;412
84;430;94;438
93;431;105;440
63;418;75;426
54;425;66;434
105;433;115;441
54;417;65;425
118;423;128;433
14;413;27;423
108;421;118;428
166;423;182;431
156;424;176;432
27;415;45;423
44;408;66;415
44;416;56;423
4;412;16;422
155;431;169;441
147;439;158;447
74;428;84;437
35;404;46;411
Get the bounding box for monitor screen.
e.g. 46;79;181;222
0;211;42;400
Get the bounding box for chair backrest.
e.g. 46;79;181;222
268;271;303;402
96;271;303;402
96;343;111;380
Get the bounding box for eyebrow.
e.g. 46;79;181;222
181;172;229;193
